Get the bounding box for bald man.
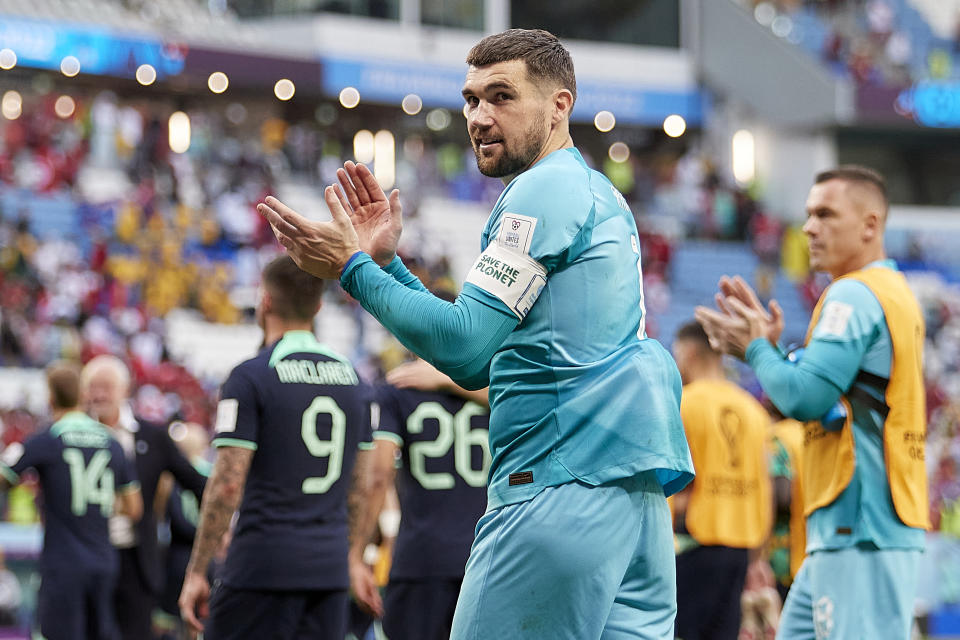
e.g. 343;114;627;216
696;166;927;640
81;356;207;640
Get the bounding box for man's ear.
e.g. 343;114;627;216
552;88;574;125
260;289;273;314
862;209;882;242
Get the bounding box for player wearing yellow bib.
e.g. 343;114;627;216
671;321;772;640
696;166;927;640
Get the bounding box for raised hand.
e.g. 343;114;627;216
718;275;784;346
695;293;774;361
695;305;748;359
335;161;403;267
257;193;361;280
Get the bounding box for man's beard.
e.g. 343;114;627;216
472;112;548;178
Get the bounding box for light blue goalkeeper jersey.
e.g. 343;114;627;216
468;148;694;509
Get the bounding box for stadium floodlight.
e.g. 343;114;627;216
60;56;81;77
1;90;21;120
0;49;16;70
136;64;157;86
339;87;360;109
274;79;295;101
663;114;686;138
54;95;76;119
353;130;375;163
608;142;630;163
374;130;396;189
732;129;756;186
169;111;191;153
208;72;229;94
402;94;423;115
594;110;616;132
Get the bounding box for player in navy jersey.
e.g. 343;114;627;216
179;255;374;640
350;364;490;640
0;362;142;640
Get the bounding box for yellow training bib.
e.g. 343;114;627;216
801;267;929;529
681;379;772;548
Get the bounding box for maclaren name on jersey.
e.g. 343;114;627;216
61;431;112;449
475;254;519;287
274;359;359;386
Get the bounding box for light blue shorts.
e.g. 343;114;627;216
449;471;676;640
777;545;921;640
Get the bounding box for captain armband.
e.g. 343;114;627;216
464;242;547;321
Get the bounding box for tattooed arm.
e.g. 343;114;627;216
179;446;253;633
348;446;394;617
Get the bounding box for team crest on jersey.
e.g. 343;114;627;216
814;595;834;639
497;213;536;255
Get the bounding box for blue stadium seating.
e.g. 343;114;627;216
656;240;810;347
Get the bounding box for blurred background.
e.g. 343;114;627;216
1;0;960;637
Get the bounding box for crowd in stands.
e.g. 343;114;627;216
0;79;912;423
744;0;960;87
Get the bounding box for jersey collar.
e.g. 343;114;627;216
268;330;351;369
51;411;111;437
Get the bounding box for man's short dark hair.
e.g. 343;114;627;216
466;28;577;103
815;165;888;214
47;360;81;411
674;320;719;356
262;255;324;322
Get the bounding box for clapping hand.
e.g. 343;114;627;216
334;161;403;267
694;275;784;360
257;191;361;280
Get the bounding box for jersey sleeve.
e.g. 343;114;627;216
340;255;518;385
463;164;593;319
0;434;50;485
384;255;430;293
492;166;594;270
110;440;139;492
212;365;261;451
746;338;844;421
371;384;404;448
804;279;884;391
